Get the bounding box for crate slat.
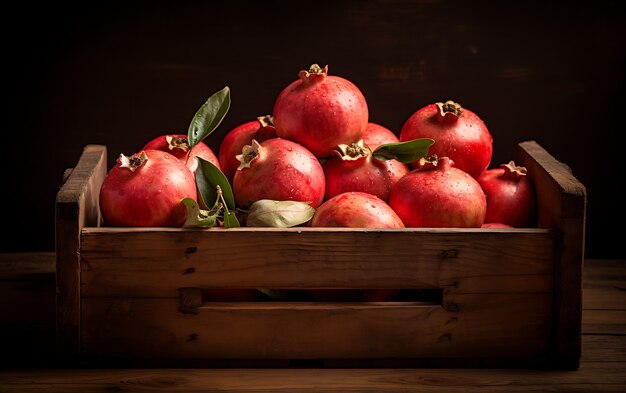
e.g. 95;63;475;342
80;228;555;297
82;292;552;360
56;144;107;356
517;140;587;369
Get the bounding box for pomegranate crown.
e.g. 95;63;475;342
118;151;149;172
257;115;274;128
435;100;463;119
417;155;455;171
299;64;329;82
236;140;262;170
501;160;528;177
165;135;191;152
334;140;371;161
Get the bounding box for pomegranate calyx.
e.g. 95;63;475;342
165;136;191;152
501;160;528;177
334;140;371;161
236;139;262;170
257;115;274;128
298;64;328;84
416;154;439;169
308;63;327;75
435;100;463;120
118;151;148;172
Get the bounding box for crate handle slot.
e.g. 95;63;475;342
178;287;444;313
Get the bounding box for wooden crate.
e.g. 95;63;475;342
55;141;586;368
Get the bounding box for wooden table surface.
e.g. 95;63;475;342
0;253;624;392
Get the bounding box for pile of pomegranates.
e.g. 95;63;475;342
97;64;539;301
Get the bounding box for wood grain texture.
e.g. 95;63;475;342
81;293;552;361
517;140;587;368
0;255;623;391
55;145;107;357
80;227;555;297
2;336;626;393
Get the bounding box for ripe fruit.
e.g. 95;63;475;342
481;223;513;228
273;64;369;158
399;100;493;179
99;150;197;226
477;161;537;227
141;134;220;175
362;122;399;150
310;191;405;228
389;157;487;228
218;115;277;182
323;140;409;202
233;138;325;209
309;191;403;301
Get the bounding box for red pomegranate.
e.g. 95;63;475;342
362;122;399;150
99;150;197;227
310;191;405;229
399;100;493;179
323;140;409;202
309;191;403;302
233;138;325;209
218;115;277;182
273;64;369;158
481;223;513;228
388;156;487;228
477;160;537;227
141;134;220;175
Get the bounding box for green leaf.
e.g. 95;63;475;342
223;211;240;228
246;199;316;228
195;157;236;210
181;198;218;228
372;138;435;163
187;86;231;148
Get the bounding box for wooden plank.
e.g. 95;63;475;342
583;259;626;283
582;335;626;362
583;310;626;335
0;252;55;280
55;145;107;357
80;227;555;297
584;280;626;311
2;361;625;393
518;140;587;368
0;252;57;364
584;258;626;310
81;293;551;361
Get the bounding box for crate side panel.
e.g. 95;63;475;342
518;140;586;368
81;293;552;360
80;228;555;297
56;144;107;356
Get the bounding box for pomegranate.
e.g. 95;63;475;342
218;115;277;182
388;156;487;228
310;191;405;228
323;140;409;202
399;100;493;179
141;134;220;175
99;150;197;226
309;191;403;301
233;138;325;209
477;160;537;227
362;122;399;150
481;223;513;228
273;64;369;158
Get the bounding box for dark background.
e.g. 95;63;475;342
3;1;625;258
